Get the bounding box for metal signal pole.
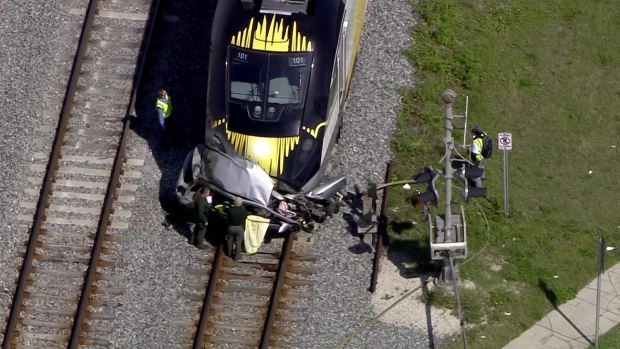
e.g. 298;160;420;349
442;90;456;241
440;90;469;349
427;89;469;348
438;89;459;283
429;89;468;283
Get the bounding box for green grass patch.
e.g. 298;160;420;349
588;323;620;348
388;0;620;347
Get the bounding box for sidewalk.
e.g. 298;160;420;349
504;262;620;348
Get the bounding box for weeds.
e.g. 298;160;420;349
390;0;620;347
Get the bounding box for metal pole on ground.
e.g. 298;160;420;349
369;161;394;293
595;234;606;348
448;255;468;349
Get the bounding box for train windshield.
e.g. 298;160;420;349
266;54;311;105
228;47;313;117
229;48;266;102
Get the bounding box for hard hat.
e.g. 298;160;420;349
471;124;483;134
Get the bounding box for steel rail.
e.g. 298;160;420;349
2;0;100;346
259;232;295;348
369;160;394;293
67;0;161;346
193;244;226;349
193;233;297;348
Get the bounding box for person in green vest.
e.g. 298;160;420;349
224;197;248;260
470;124;487;187
192;187;212;249
155;89;174;147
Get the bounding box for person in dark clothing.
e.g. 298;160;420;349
224;197;248;260
192;187;212;249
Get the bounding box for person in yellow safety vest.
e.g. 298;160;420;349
470;124;486;187
155;89;174;146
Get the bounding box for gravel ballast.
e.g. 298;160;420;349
0;0;78;307
0;0;457;348
295;0;424;346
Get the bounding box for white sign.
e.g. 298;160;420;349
498;132;512;151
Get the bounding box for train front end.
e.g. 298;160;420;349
207;0;342;193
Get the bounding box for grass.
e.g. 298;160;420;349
588;323;620;348
387;0;620;348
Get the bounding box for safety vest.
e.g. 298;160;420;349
156;96;172;118
473;135;484;162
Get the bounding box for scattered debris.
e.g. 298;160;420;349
606;246;616;251
175;140;346;234
481;335;487;339
553;275;559;279
611;145;616;148
588;170;593;175
402;183;411;190
504;312;511;316
462;280;477;290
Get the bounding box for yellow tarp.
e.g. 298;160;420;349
244;215;270;254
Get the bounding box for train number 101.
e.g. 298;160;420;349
288;56;306;66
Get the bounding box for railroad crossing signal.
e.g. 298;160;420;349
429;89;468;263
412;167;439;206
456;166;487;201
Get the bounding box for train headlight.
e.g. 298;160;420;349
249;137;273;160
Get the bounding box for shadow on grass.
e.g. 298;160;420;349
385;226;438;276
538;278;593;345
390;220;417;234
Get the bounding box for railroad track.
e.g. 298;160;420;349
0;0;159;347
179;233;317;348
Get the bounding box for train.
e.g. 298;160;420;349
177;0;368;228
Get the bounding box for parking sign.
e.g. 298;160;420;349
498;133;512;151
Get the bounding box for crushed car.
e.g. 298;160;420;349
176;134;346;233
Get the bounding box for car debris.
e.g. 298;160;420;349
176;134;346;234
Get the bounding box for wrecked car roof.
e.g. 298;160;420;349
199;144;274;207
